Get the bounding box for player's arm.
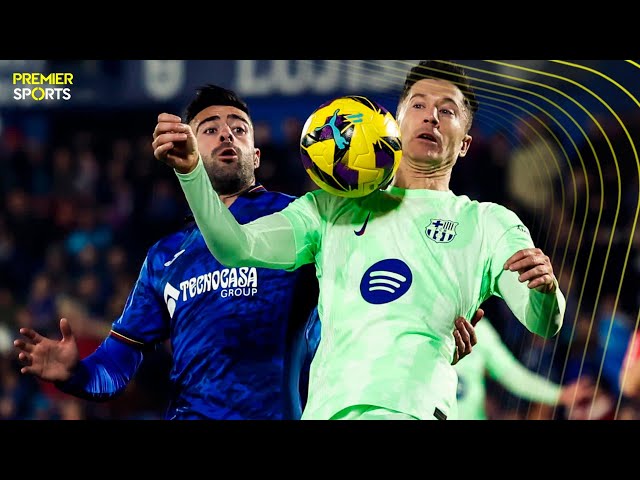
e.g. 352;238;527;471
55;336;144;401
15;318;143;402
153;113;308;270
480;321;562;404
178;157;301;269
58;252;172;400
488;208;565;338
15;254;164;401
498;247;565;338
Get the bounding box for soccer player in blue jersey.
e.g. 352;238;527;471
13;84;321;420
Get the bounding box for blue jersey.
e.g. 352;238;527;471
108;184;318;419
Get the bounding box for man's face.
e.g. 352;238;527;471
397;78;472;170
190;105;260;195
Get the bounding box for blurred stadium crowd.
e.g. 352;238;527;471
1;67;640;420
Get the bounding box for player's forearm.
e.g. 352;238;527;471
175;157;296;269
499;274;565;338
491;358;561;404
55;336;143;401
523;285;564;338
483;322;561;404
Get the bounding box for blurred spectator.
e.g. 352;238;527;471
65;204;113;256
595;293;634;397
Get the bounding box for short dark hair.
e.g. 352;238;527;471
398;60;479;129
183;84;250;125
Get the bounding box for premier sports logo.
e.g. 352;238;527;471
12;72;73;102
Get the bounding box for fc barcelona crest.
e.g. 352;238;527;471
425;219;458;243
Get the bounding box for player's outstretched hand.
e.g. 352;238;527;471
503;248;557;293
13;317;79;382
152;113;199;174
558;377;596;409
452;308;484;365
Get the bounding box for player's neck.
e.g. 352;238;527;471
218;182;255;207
391;163;451;191
219;194;238;207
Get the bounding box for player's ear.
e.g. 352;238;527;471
254;148;261;169
458;134;472;158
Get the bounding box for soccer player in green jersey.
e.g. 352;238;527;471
153;60;566;420
455;318;593;420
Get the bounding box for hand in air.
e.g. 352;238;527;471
152;113;200;174
13;318;79;382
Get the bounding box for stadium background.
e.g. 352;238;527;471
0;59;639;420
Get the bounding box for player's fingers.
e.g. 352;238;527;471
157;113;182;123
13;339;32;353
17;351;31;366
18;327;40;343
471;308;484;327
154;142;176;161
455;317;472;348
518;265;549;283
59;318;74;340
466;320;478;346
453;329;465;355
503;249;528;269
503;248;541;270
452;331;462;365
527;274;555;290
20;365;36;375
506;255;544;273
153;121;190;139
152;132;188;150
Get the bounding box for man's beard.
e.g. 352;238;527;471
204;159;253;195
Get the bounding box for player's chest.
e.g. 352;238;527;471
155;239;292;307
324;207;476;257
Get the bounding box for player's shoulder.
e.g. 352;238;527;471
452;193;507;213
478;200;517;216
450;197;529;239
154;217;198;245
248;188;298;210
258;189;298;203
284;188;353;214
464;198;524;225
144;222;196;264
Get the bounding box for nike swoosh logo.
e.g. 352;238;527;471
354;212;371;236
164;249;186;267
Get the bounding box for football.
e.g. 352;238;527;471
299;95;402;198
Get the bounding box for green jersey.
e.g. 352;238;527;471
177;159;566;420
455;320;561;420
